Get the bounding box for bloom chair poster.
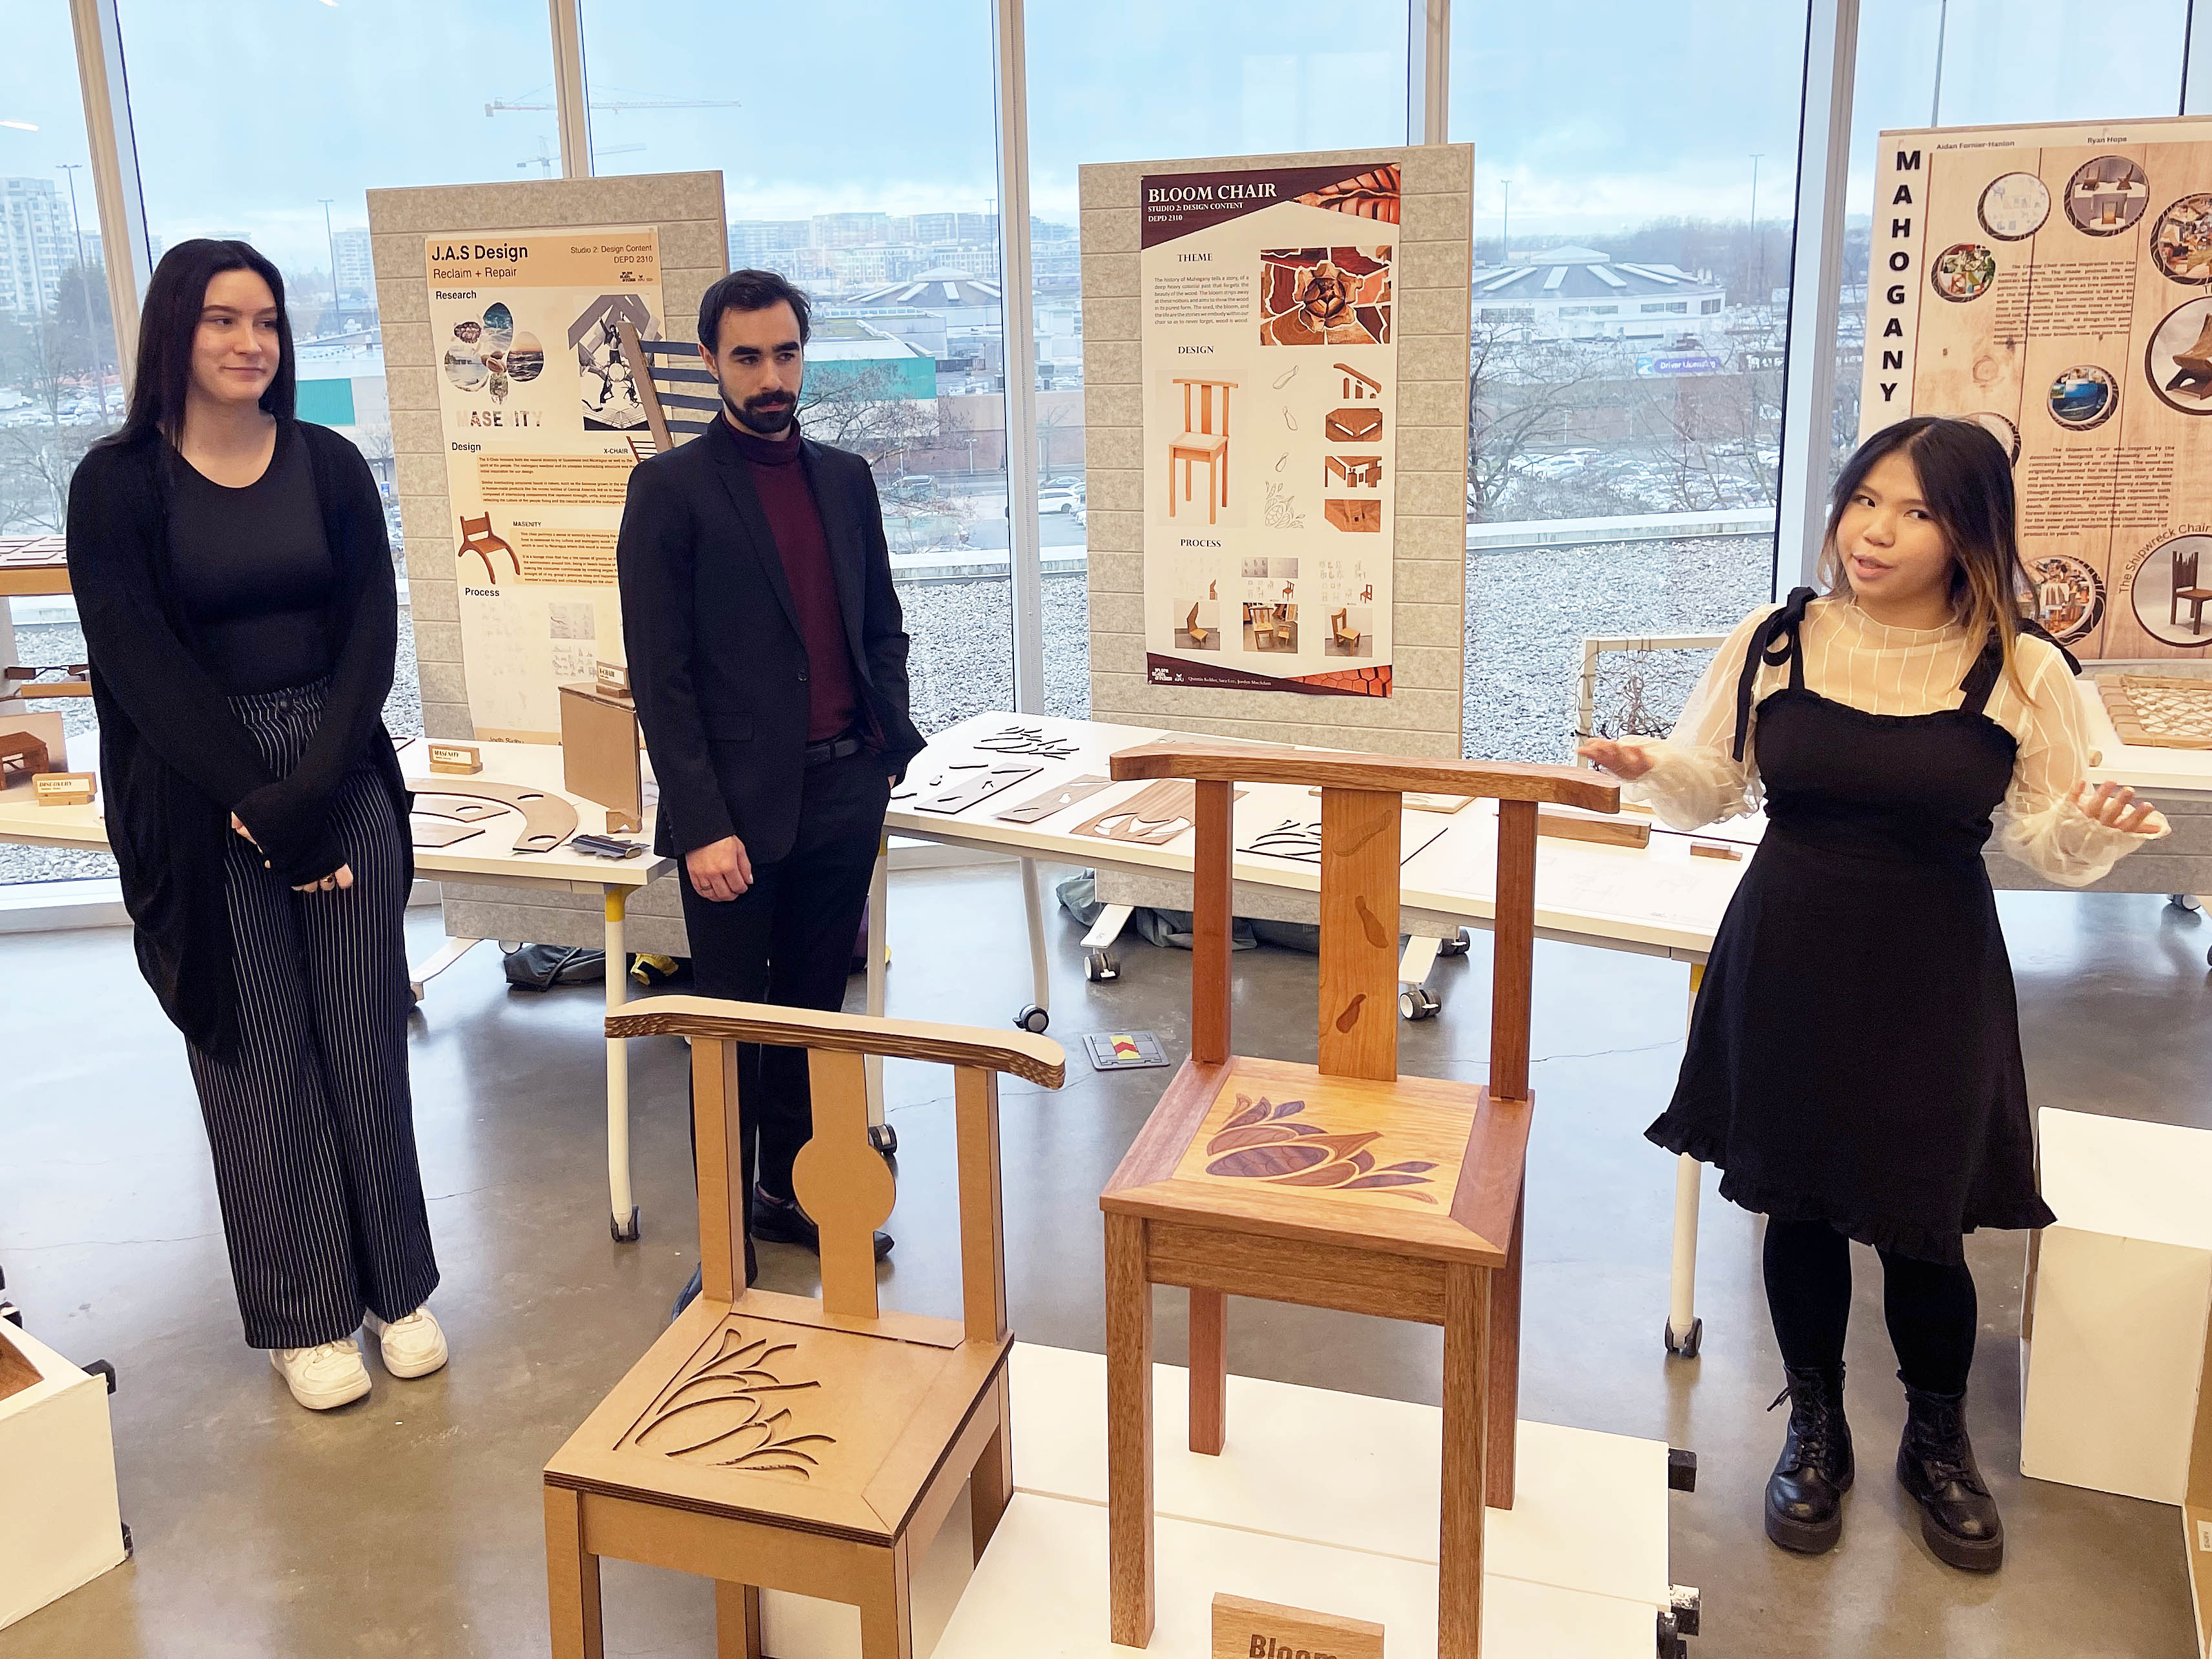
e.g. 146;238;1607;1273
1141;161;1399;697
426;227;665;739
1863;114;2212;661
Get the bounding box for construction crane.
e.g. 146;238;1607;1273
516;136;646;177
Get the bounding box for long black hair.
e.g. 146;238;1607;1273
105;238;295;449
1815;415;2034;696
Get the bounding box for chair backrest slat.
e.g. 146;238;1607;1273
955;1067;1008;1344
1318;786;1401;1081
1490;799;1540;1103
1192;779;1235;1065
691;1036;745;1305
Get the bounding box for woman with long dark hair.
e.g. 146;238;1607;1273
67;240;444;1410
1580;417;2164;1571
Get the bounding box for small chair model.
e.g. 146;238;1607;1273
1330;607;1359;650
2169;316;2212;401
1098;741;1618;1658
1168;377;1237;525
2174;546;2212;632
1185;601;1212;647
544;996;1065;1659
1251;609;1277;648
620;318;726;453
457;513;519;583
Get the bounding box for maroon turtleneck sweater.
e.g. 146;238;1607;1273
718;415;857;743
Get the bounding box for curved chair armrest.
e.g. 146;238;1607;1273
606;994;1067;1087
1108;740;1620;813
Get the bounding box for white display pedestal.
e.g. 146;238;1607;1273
757;1344;1675;1659
0;1322;125;1631
2021;1108;2212;1507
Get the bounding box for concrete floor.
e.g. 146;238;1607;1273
0;863;2202;1658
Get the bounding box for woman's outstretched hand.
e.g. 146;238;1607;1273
1576;739;1655;782
2072;780;2166;838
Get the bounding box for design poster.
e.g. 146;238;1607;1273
1863;116;2212;659
1140;161;1399;696
427;227;665;739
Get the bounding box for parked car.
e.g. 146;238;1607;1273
888;473;936;502
1044;474;1086;495
1038;487;1084;515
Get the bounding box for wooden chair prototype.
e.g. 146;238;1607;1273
1097;742;1618;1659
1168;376;1237;524
2175;546;2212;631
619;318;726;456
544;996;1065;1659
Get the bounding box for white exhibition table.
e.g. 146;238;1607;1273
0;732;673;1243
880;711;1761;1357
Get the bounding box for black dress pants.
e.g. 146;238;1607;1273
677;747;889;1251
185;681;438;1350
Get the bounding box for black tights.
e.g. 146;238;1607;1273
1762;1219;1978;1396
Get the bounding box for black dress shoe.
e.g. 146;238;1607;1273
752;1186;894;1261
1897;1383;2003;1571
1764;1365;1854;1554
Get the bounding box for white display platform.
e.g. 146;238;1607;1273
0;1321;125;1631
750;1345;1671;1659
2021;1108;2212;1507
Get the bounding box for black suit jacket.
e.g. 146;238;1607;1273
616;420;925;865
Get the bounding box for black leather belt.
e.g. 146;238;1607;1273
802;733;863;767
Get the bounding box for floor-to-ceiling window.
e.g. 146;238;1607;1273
580;0;1010;737
1451;0;1813;761
1026;3;1411;719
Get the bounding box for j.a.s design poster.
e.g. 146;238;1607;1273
427;227;664;738
1140;162;1398;696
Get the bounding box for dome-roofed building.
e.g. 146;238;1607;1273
1470;246;1728;345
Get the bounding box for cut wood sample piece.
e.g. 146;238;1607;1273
426;741;483;776
1536;809;1651;849
559;681;643;827
995;774;1115;825
1213;1592;1385;1659
409;818;487;849
1323;499;1381;533
1073;779;1244;847
401;778;579;853
912;761;1042;816
1690;840;1743;861
1323;407;1383;443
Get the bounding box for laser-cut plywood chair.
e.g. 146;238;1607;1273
619;318;725;457
1168;376;1237;524
1098;742;1618;1659
544;996;1065;1659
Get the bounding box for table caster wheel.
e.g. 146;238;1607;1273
2171;893;2202;912
1015;1005;1050;1034
1399;986;1440;1021
1438;928;1471;958
610;1206;641;1243
1664;1315;1703;1359
1084;948;1120;982
868;1123;900;1157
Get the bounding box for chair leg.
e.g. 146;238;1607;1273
1168;451;1177;518
1106;1212;1156;1648
544;1486;605;1659
857;1540;916;1659
714;1582;763;1659
1189;1288;1226;1456
972;1368;1014;1561
1485;1184;1524;1510
1439;1265;1493;1659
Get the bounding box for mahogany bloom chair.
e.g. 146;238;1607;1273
1097;741;1618;1659
545;996;1065;1659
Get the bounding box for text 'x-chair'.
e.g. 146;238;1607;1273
1097;741;1618;1659
545;996;1066;1658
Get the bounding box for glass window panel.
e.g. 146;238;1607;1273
114;0;567;747
581;0;1008;736
1027;3;1410;719
1452;0;1811;761
0;3;116;885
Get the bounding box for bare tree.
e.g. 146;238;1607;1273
0;267;115;533
797;360;943;473
1465;316;1618;520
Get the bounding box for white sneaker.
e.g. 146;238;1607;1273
270;1339;372;1410
363;1306;449;1379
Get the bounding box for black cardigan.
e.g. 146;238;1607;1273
66;422;413;1058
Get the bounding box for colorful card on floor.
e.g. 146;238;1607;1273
1082;1031;1171;1071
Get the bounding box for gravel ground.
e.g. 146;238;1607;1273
3;542;1767;883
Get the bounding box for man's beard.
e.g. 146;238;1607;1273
722;382;798;436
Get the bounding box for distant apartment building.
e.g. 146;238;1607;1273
729;220;810;265
1469;247;1729;347
0;178;78;318
331;227;373;297
811;212;892;248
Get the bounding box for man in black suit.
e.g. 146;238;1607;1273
617;269;924;1285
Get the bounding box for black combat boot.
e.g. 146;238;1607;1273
1764;1365;1854;1553
1897;1383;2003;1571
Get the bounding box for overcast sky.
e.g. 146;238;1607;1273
1;0;2202;283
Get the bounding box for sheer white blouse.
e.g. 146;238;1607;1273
1616;597;2162;888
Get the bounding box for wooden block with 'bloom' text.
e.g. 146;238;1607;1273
1211;1592;1384;1659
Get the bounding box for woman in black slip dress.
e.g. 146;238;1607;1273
1581;417;2165;1572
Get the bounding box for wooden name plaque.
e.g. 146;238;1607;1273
32;771;96;806
426;741;483;776
1211;1593;1383;1659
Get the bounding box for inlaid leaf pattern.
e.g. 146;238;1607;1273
1202;1094;1439;1203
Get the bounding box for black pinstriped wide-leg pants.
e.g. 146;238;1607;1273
184;680;439;1351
